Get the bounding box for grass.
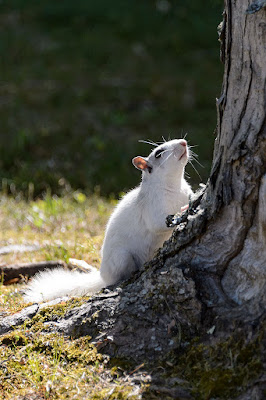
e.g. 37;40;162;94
0;326;142;399
0;0;223;197
0;190;114;270
0;189;114;312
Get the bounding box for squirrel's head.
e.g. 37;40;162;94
132;139;189;184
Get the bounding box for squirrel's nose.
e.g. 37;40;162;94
179;140;187;147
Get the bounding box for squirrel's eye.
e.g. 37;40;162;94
155;149;164;158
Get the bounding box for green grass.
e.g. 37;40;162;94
0;323;142;399
0;191;114;273
0;0;223;196
0;189;114;317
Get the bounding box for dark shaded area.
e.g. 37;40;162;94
0;0;223;197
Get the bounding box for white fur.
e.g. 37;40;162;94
24;139;192;302
23;268;104;303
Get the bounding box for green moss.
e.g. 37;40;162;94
173;332;264;399
0;298;142;400
0;326;124;399
25;296;91;331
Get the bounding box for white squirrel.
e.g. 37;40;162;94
24;139;193;303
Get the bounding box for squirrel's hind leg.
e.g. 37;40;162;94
100;251;140;286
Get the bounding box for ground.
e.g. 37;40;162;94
0;193;147;399
1;193;265;400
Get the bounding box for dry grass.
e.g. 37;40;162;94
0;192;114;267
0;191;115;312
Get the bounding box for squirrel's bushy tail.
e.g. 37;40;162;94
24;268;106;303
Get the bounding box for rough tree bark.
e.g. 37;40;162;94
1;1;265;398
163;0;266;312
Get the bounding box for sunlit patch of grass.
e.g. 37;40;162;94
0;284;25;315
0;192;115;306
0;326;141;399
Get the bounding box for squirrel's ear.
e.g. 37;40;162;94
132;156;152;173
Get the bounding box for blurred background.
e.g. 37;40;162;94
0;0;223;198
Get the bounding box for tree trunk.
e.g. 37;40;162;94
163;0;266;313
2;1;265;398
